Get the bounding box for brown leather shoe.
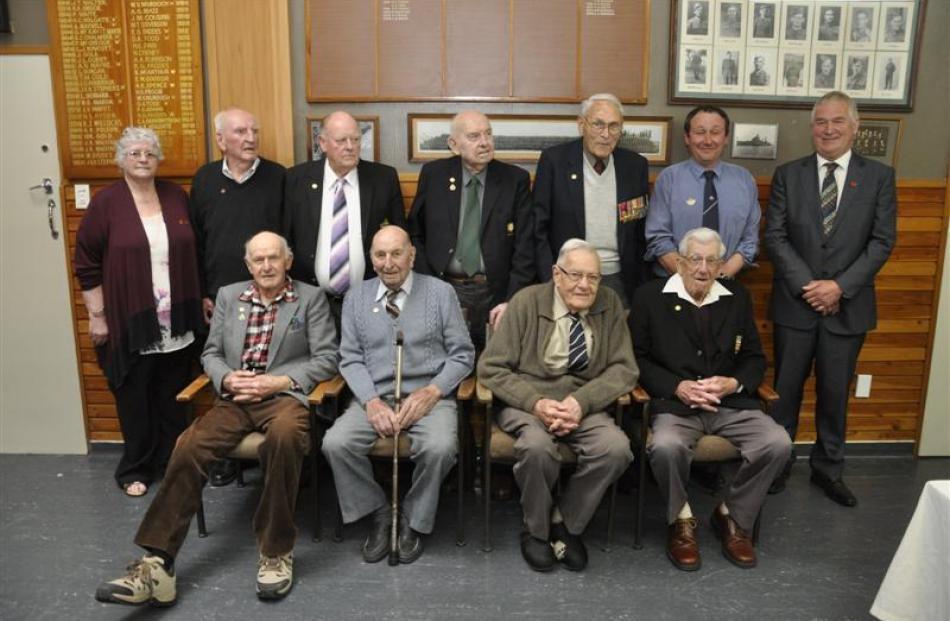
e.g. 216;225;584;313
667;518;701;571
710;509;756;568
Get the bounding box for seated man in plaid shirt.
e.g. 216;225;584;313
96;231;338;606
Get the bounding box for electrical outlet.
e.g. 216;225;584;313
855;374;872;398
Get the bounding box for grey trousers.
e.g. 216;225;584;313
497;407;632;540
321;398;457;534
648;407;792;532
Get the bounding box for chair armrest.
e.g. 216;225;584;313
757;384;779;403
457;376;475;401
617;392;631;407
308;375;346;406
632;386;651;404
475;379;493;406
177;375;211;402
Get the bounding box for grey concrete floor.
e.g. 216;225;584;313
1;446;947;620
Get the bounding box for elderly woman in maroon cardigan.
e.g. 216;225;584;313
75;127;204;497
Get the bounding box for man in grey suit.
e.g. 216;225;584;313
96;232;338;606
322;226;474;564
765;91;896;505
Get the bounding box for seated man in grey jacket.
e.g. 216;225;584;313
322;226;474;564
478;239;637;572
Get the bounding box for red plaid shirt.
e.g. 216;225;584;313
237;279;298;373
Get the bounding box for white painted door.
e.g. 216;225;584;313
0;54;86;454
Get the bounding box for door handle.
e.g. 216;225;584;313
30;178;54;195
47;199;60;240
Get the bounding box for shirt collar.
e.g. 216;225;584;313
816;149;852;172
686;157;724;179
324;159;359;188
221;157;260;184
552;285;589;320
663;273;732;308
375;271;414;303
461;165;487;188
583;150;612;170
239;277;297;305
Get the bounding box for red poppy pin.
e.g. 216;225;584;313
849;180;857;188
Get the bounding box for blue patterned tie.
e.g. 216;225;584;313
328;179;350;294
568;313;589;373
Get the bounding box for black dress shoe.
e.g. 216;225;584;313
397;515;423;564
550;523;587;571
810;472;858;507
362;509;392;563
209;459;237;487
520;531;556;572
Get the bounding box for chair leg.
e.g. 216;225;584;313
634;406;648;550
456;459;466;547
311;450;321;542
482;436;492;553
235;459;246;487
753;507;762;545
334;499;344;542
603;482;618;552
197;495;208;537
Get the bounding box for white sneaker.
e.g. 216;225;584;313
256;552;293;600
95;555;176;607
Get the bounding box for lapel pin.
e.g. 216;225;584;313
220;188;226;194
849;180;857;188
311;182;318;190
686;198;696;206
449;184;456;191
570;173;578;180
674;304;682;311
238;314;246;321
449;177;456;183
239;306;246;313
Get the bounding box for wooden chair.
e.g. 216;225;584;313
175;374;345;542
476;379;631;553
631;384;780;549
317;377;477;547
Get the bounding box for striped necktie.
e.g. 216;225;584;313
820;162;838;236
328;179;350;294
385;289;400;319
568;313;589;373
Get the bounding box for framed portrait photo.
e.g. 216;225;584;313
854;115;903;167
308;116;379;162
669;0;928;110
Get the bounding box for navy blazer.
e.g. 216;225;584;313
407;156;535;306
765;152;896;335
631;278;766;416
533;139;651;301
282;158;406;287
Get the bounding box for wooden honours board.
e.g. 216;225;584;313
307;0;649;103
47;0;206;179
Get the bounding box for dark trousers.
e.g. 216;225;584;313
448;278;492;351
770;323;865;481
111;346;194;487
134;396;310;558
599;272;629;309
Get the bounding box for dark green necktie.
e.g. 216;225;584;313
458;176;482;276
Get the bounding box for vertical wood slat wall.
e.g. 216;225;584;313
64;176;947;444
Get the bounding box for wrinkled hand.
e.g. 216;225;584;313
224;371;287;403
397;385;442;429
802;280;842;315
695;376;740;400
488;303;509;330
89;315;109;346
675;380;722;412
533;398;565;429
202;297;215;325
366;397;398;437
548;395;582;437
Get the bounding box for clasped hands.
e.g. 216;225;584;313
222;370;289;403
675;376;740;412
802;279;842;316
533;396;582;437
366;384;441;437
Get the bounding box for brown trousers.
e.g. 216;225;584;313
135;396;310;558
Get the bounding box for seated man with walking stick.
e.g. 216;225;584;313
322;226;474;564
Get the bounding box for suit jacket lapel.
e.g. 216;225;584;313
666;292;702;349
267;297;299;370
568;141;585;235
448;157;462;235
228;296;250;369
828;154;866;238
708;294;733;353
310;161;326;235
800;156;824;236
357;160;372;238
480;159;501;236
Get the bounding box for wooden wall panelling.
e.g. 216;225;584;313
203;0;294;166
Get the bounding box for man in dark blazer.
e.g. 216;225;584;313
631;227;791;571
283;110;405;324
765;91;897;506
534;93;651;306
408;110;534;349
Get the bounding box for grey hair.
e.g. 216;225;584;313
114;127;163;167
214;108;257;133
244;232;294;261
679;227;726;259
557;238;599;264
580;93;624;118
450;110;490;138
810;91;860;124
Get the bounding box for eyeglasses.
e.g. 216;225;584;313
584;119;623;136
555;264;602;285
683;255;724;268
126;150;158;160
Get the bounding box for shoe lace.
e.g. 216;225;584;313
122;559;155;588
259;554;290;574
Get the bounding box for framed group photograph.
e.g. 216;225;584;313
854;115;903;167
407;114;673;165
731;122;779;159
308;116;379;162
669;0;927;110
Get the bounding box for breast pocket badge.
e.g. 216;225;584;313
618;195;648;223
290;316;303;332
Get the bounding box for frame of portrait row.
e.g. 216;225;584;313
669;0;926;110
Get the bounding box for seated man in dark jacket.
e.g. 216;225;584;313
631;227;790;572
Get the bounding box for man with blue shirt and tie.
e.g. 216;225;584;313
646;106;760;280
